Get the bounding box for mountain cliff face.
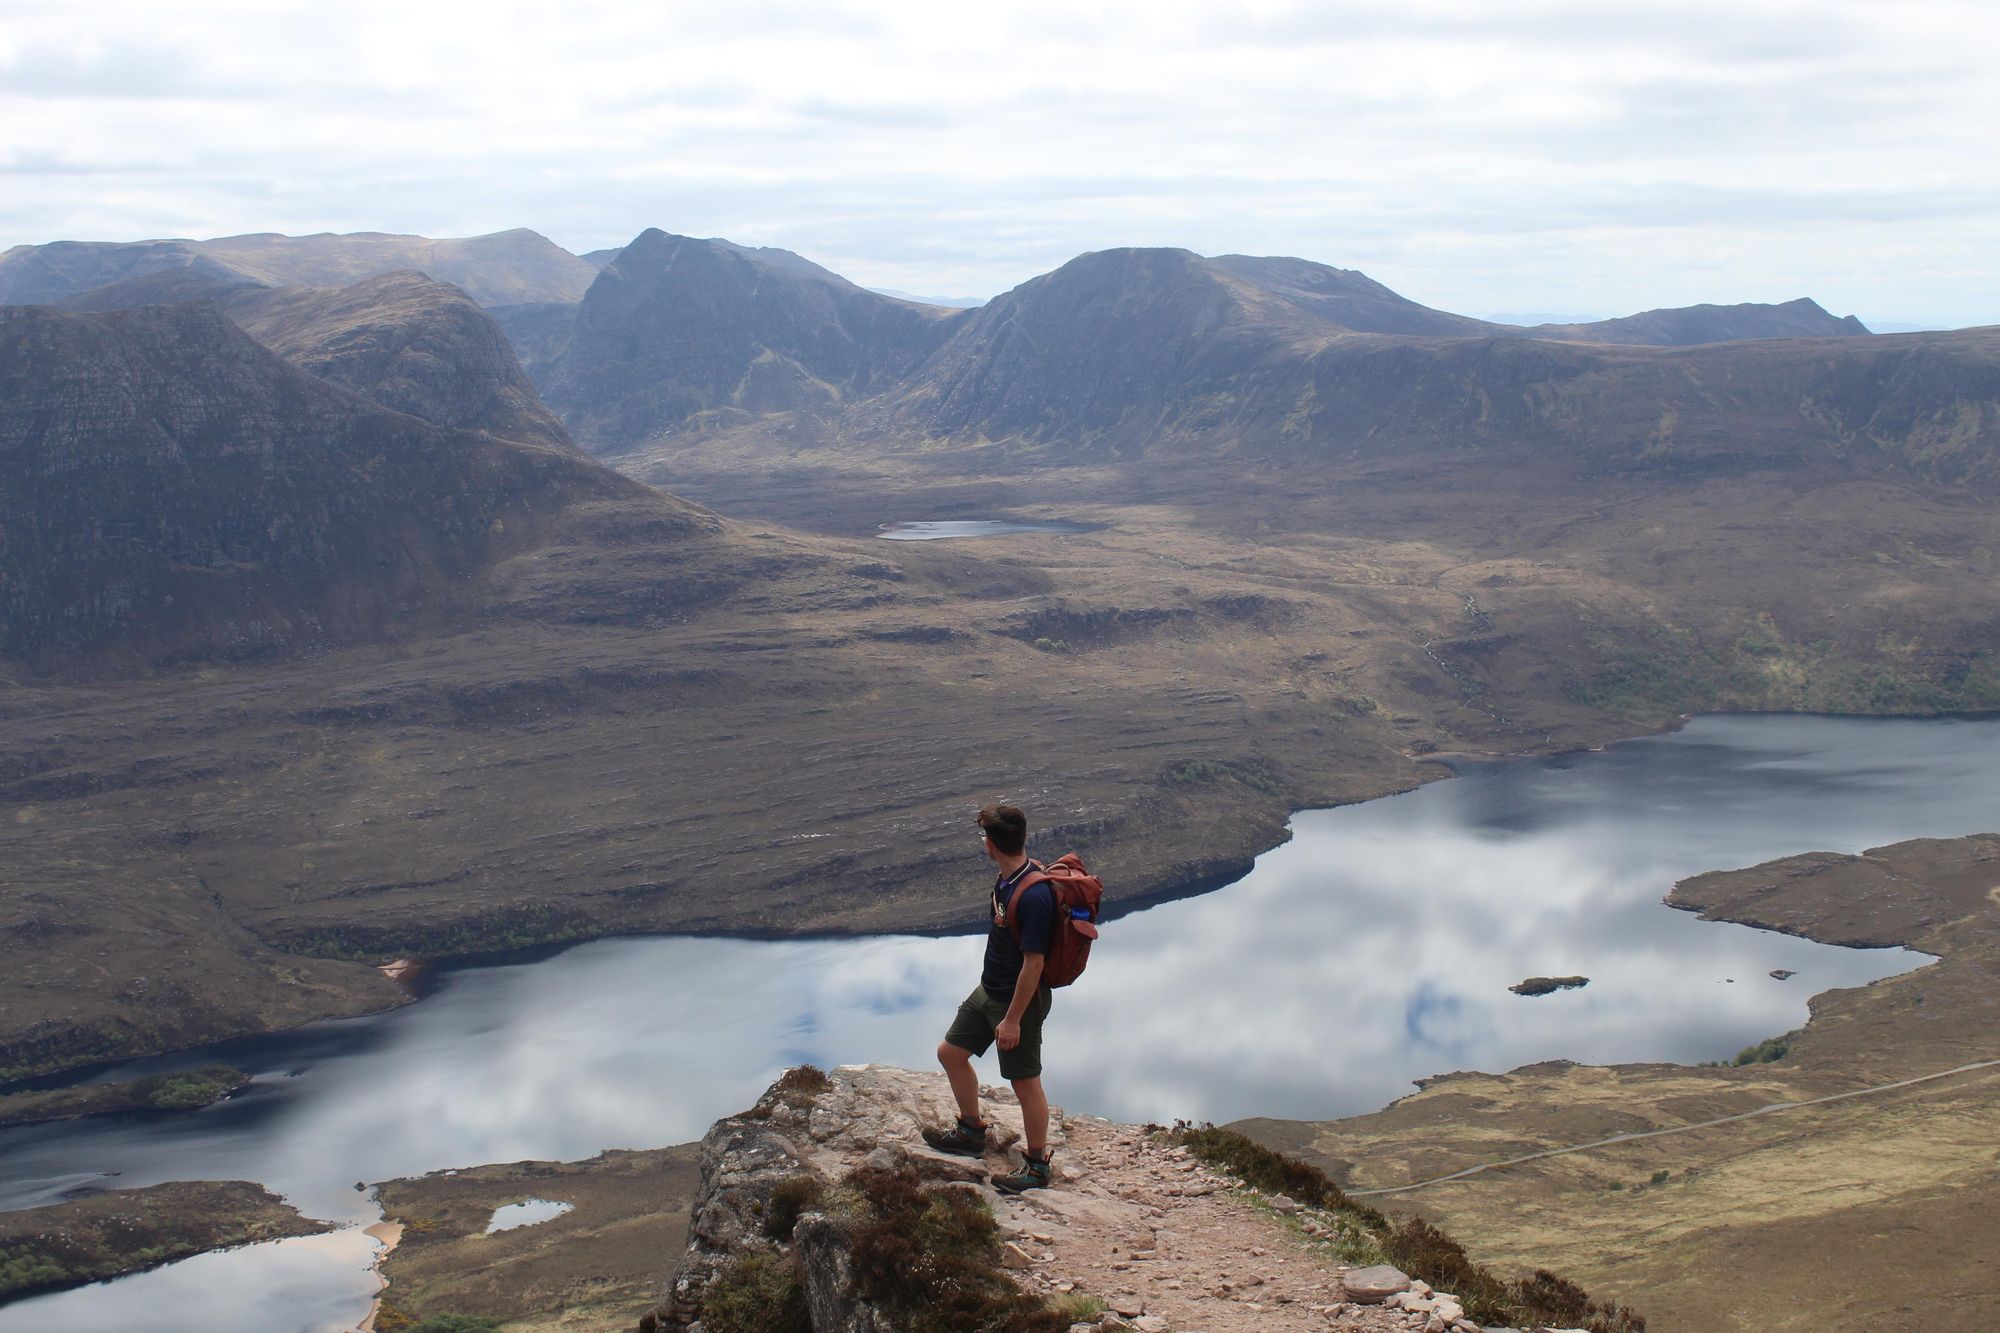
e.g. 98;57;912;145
1533;297;1872;345
0;302;682;666
536;229;966;450
0;228;596;308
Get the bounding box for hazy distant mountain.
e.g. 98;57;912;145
0;228;596;308
49;257;269;310
1533;298;1870;345
537;228;967;450
53;265;576;454
1206;254;1501;337
869;288;987;308
0;301;703;665
1486;310;1608;326
880;246;1999;473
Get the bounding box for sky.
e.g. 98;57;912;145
2;0;1996;327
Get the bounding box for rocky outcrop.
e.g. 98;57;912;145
649;1066;1601;1333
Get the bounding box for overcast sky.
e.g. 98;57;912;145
3;0;1995;325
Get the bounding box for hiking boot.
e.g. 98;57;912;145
921;1116;988;1157
993;1151;1052;1194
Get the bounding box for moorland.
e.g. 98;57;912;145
2;225;1998;1328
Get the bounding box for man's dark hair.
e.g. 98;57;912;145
977;804;1028;856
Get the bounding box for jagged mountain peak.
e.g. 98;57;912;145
539;229;965;450
615;228;849;286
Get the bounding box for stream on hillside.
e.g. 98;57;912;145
5;713;1997;1332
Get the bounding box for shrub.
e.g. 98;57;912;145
1384;1217;1510;1322
1168;1125;1646;1333
844;1164;1069;1333
703;1252;810;1333
744;1065;834;1119
1168;1124;1384;1225
772;1065;832;1098
1733;1032;1794;1066
130;1065;245;1111
762;1174;825;1241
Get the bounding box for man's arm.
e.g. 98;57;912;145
996;953;1045;1050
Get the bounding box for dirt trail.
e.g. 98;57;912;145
994;1110;1425;1332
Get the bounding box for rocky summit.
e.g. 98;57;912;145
535;228;965;450
650;1065;1607;1333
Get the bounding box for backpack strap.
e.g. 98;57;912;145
1004;860;1049;946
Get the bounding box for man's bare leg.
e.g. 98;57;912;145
937;1041;984;1125
1012;1076;1048;1157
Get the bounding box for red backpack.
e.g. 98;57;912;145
1006;853;1104;987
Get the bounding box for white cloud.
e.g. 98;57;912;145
1;0;1995;325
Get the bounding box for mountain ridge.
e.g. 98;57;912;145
0;299;702;666
0;228;596;307
536;227;967;450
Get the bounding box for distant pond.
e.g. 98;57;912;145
5;714;1998;1333
876;519;1095;540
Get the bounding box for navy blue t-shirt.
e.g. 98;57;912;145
981;860;1054;1000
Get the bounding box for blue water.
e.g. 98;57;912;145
876;519;1093;540
5;713;1995;1332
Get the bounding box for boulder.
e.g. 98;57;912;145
1342;1263;1413;1303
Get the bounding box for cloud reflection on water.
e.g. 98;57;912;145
3;714;1997;1333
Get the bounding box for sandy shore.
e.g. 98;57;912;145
353;1220;404;1333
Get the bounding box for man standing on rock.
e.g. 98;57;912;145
922;803;1057;1193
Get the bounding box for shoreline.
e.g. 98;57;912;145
8;706;1985;1103
354;1219;404;1333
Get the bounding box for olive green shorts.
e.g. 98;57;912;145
943;983;1053;1082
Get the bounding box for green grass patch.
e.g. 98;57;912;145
1047;1291;1105;1321
402;1317;503;1333
131;1065;247;1110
